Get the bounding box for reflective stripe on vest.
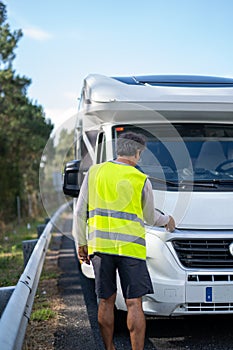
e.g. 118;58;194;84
89;230;146;246
89;208;145;227
87;161;147;260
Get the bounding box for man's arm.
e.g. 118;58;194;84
73;172;90;263
142;178;175;232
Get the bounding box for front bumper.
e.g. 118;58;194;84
142;272;233;316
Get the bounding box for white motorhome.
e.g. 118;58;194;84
63;74;233;316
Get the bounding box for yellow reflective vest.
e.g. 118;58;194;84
88;161;147;260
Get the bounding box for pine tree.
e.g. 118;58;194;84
0;1;54;222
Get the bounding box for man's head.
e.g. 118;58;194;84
117;132;146;157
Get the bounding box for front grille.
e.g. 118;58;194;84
172;239;233;268
187;274;233;282
184;303;233;312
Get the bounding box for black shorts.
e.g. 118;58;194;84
91;253;154;299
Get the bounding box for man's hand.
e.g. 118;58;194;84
165;216;176;232
78;245;90;264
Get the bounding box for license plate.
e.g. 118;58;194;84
186;284;233;303
206;287;212;302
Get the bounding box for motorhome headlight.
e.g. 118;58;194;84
229;243;233;256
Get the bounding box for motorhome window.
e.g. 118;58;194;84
80;130;98;183
96;132;106;164
113;123;233;192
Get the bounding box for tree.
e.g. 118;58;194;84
0;1;54;222
0;2;22;69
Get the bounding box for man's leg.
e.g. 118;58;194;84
125;297;145;350
98;292;116;350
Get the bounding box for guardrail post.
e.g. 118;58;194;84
22;239;38;267
44;217;50;224
0;286;15;317
37;224;46;238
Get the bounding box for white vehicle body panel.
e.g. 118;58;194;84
154;190;233;229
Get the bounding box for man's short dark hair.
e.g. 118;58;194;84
117;132;146;156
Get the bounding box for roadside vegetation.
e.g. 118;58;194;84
0;3;72;347
0;219;44;287
0;1;53;226
0;1;75;229
0;217;63;349
23;232;64;349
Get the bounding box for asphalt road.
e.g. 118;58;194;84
54;223;233;350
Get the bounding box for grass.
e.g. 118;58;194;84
30;291;57;322
27;247;61;323
1;217;61;336
30;308;56;321
40;271;60;281
0;219;44;287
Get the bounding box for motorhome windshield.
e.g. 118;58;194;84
113;123;233;191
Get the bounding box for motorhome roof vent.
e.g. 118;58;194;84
112;75;233;88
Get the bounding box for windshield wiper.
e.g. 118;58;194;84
181;180;219;188
148;176;180;187
148;176;219;188
206;179;233;186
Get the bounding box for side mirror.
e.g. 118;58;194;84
63;160;81;197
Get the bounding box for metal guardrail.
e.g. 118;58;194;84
0;202;71;350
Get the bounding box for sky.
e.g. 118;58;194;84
6;0;233;131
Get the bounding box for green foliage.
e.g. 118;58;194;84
0;2;22;67
30;270;59;321
30;308;56;321
40;270;60;281
0;1;54;223
0;219;39;286
0;253;23;286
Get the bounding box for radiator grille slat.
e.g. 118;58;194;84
172;239;233;268
185;303;233;312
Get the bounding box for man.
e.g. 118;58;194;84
74;132;175;350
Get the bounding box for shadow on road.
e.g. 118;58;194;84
146;315;233;349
